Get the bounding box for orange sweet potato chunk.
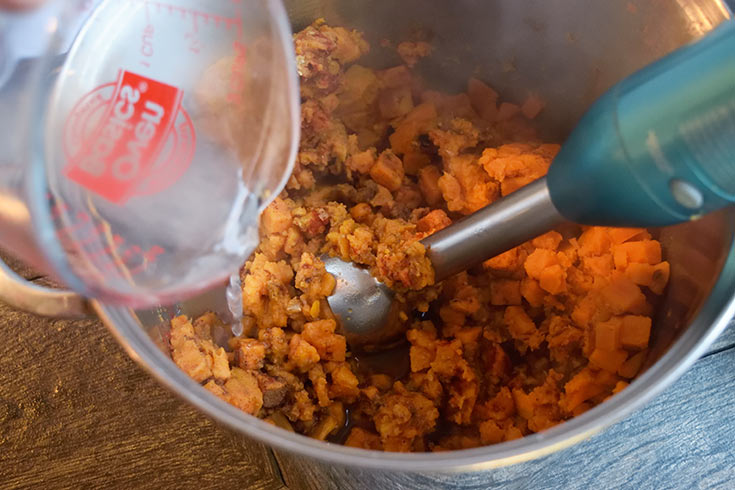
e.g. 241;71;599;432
600;275;647;315
504;306;544;350
531;231;563;250
524;249;558;279
370;150;405;191
497;102;520;121
418;165;443;206
619;315;651;350
416;209;452;234
589;348;628;373
615;240;662;267
578;227;611;257
521;93;546;120
594;318;621;351
561;367;616;413
538;264;567;294
625;262;656;287
379;86;414;119
403;151;432;175
520;277;545;307
490;280;522;306
467;78;499;121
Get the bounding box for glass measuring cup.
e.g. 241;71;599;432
0;0;299;306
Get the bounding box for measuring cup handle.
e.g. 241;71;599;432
0;257;91;318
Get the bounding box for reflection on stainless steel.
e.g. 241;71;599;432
424;178;564;280
322;255;406;349
324;178;565;349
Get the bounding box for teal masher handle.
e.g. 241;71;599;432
547;20;735;226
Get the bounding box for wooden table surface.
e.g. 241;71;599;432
1;254;733;489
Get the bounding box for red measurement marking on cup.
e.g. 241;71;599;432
63;70;195;204
130;0;244;64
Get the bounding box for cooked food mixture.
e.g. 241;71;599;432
169;20;670;452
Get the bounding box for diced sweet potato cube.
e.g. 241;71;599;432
379;86;414;119
520;277;545;307
484;247;523;274
379;65;412;89
347;148;377;174
403;151;432;175
454;326;483;345
261;198;292;234
524;248;558;279
370;150;404;191
578;227;611;256
611;380;629;394
571;294;597;328
416;209;451;234
389;103;438;155
225;368;264;415
497;102;520;121
467;78;499;121
504;306;544;349
583;255;614;277
561;367;612;413
302;319;347;361
438;172;464;212
618;350;648;378
288;334;320;372
329;363;360;400
345;428;382;450
538;264;566;294
619;315;651;350
404;101;438;128
594;318;621;351
521;93;545;119
615;240;662;266
349;202;372;223
600;276;647;314
531;231;563;250
389;120;419;155
418;165;443;206
625;262;656;287
511;389;534;420
490;280;522;306
589;348;628;373
479;419;505;444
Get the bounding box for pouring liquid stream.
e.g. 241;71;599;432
226;272;244;337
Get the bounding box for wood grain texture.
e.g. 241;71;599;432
277;347;735;490
0;300;285;490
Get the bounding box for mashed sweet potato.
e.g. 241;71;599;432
169;20;669;452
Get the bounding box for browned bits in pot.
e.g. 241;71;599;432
169;21;670;452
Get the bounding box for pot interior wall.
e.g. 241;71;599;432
135;0;732;426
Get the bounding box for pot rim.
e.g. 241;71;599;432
93;224;735;472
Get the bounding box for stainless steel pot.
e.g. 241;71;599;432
2;0;735;472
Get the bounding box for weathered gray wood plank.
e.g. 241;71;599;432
0;300;286;490
275;347;735;490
